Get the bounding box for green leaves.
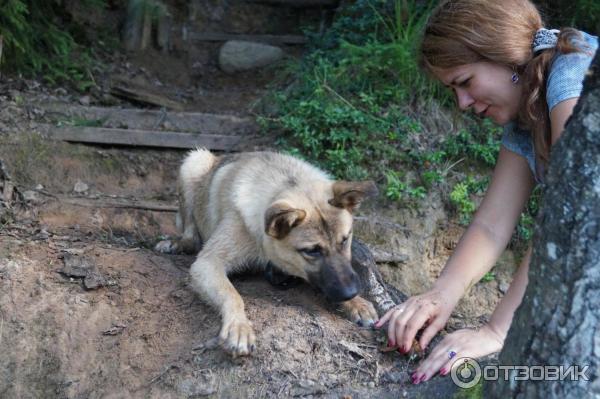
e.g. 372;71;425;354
0;0;105;89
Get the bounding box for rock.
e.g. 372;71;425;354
79;95;91;106
498;282;510;294
22;190;41;203
177;376;217;397
74;181;89;194
218;41;284;73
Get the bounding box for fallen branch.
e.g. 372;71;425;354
54;195;178;213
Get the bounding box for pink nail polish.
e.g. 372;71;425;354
439;368;447;375
420;374;427;383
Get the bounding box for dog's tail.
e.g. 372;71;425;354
178;148;217;236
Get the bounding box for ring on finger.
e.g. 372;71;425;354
448;350;457;359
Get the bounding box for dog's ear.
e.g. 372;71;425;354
329;181;378;212
265;201;307;239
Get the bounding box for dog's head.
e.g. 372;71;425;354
263;180;378;302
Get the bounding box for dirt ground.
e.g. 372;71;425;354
0;123;515;399
0;5;518;396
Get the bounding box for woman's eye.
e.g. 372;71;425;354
299;246;322;257
458;78;471;87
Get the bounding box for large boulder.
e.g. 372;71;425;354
218;40;284;73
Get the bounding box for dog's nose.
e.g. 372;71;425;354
336;282;359;301
327;270;360;302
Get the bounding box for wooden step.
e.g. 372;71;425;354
244;0;338;7
41;104;259;136
42;125;243;151
187;32;308;45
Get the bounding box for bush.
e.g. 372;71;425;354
0;0;105;89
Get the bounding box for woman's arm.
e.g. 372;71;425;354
550;98;578;145
376;147;535;352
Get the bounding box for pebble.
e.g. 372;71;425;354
74;181;89;194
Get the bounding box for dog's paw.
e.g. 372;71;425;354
154;239;179;254
340;296;378;328
219;317;256;357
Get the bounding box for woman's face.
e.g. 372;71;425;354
433;62;523;125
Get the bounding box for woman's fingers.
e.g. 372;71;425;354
387;304;416;347
374;304;399;328
400;308;433;353
419;316;446;350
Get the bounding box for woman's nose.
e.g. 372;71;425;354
455;88;474;111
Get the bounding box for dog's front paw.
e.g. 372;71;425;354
340;296;378;328
219;317;256;357
154;239;179;254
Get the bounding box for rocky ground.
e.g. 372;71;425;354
0;2;518;397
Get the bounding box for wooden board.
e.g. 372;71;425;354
40;104;259;136
44;125;242;150
244;0;338;7
188;32;308;45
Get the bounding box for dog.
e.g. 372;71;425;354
156;149;379;357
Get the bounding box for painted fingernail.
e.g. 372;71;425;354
439;368;447;375
420;374;427;383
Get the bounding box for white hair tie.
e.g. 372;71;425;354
532;28;560;53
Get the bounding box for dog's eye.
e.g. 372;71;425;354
299;246;322;257
340;236;349;247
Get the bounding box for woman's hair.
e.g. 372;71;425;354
420;0;583;164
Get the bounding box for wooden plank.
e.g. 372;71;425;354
40;104;259;136
244;0;338;7
110;78;185;111
188;32;307;45
43;125;242;150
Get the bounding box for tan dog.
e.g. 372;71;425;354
157;149;379;357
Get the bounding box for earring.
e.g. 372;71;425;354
511;72;519;84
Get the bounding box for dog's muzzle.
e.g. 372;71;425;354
308;260;360;302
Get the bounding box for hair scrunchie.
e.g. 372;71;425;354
532;28;560;53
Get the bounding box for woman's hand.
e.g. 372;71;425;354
374;288;460;354
411;324;505;384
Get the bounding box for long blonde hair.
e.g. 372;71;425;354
420;0;583;164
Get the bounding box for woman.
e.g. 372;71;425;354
374;0;598;384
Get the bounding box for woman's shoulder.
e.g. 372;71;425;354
546;30;598;111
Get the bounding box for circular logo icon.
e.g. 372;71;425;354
451;357;482;389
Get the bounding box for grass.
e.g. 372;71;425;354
261;0;541;244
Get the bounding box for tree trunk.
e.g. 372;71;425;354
487;50;600;397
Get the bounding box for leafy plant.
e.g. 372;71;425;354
0;0;105;89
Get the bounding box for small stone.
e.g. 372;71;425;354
498;282;510;294
22;190;40;203
35;184;44;191
368;382;375;388
79;95;91;106
74;181;89;194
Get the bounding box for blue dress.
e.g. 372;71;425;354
501;31;598;183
